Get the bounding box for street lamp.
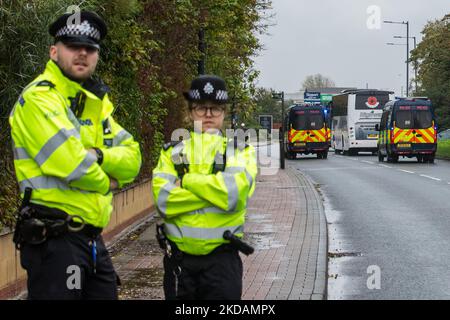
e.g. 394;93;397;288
394;35;418;93
271;91;285;170
384;20;410;96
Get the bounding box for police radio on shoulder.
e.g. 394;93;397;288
93;147;103;165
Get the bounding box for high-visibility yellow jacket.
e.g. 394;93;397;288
152;131;257;255
9;60;141;228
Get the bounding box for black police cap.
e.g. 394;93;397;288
49;11;107;49
183;75;229;104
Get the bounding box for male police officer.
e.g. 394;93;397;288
9;11;141;299
152;75;257;300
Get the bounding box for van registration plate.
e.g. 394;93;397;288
398;143;411;148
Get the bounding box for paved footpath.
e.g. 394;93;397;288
110;166;328;300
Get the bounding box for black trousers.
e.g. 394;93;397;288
20;231;118;300
163;244;243;300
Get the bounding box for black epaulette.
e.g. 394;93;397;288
163;141;182;151
36;80;55;88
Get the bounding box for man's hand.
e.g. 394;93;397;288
109;177;119;191
87;148;97;158
175;179;181;187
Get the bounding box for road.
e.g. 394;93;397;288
288;150;450;299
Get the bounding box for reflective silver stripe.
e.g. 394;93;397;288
34;128;79;166
67;108;81;132
13;147;30;160
225;166;245;173
113;130;132;146
19;176;71;193
157;182;177;218
164;223;244;240
153;172;177;184
203;206;230;214
66;152;97;183
185;206;230;215
214;151;225;165
222;173;239;211
12;140;31;160
225;166;253;190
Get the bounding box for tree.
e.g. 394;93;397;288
301;74;335;90
0;0;273;229
411;14;450;129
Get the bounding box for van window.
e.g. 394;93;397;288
291;111;324;130
395;111;413;129
415;110;432;129
308;114;324;130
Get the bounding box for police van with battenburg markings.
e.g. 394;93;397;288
375;97;437;163
283;104;330;159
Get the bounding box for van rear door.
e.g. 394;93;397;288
393;105;435;147
393;106;415;148
413;106;435;144
289;109;326;144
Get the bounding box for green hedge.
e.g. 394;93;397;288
0;0;272;230
437;140;450;159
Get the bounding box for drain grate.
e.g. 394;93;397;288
328;251;362;258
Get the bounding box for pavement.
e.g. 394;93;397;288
110;165;328;300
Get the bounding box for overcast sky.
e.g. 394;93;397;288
253;0;449;96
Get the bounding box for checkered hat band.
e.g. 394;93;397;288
216;90;228;101
55;20;101;41
188;89;201;100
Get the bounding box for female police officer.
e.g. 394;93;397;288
152;75;257;300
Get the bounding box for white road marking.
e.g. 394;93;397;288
420;174;441;181
361;160;375;164
399;169;415;174
302;166;379;171
379;164;392;168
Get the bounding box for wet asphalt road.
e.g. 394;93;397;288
288;151;450;299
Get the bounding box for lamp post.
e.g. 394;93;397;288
394;35;418;93
271;91;285;169
384;20;410;96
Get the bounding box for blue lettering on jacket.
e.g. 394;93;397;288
78;119;93;126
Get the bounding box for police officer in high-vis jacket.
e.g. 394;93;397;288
152;75;257;300
9;11;141;299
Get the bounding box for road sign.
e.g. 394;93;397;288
272;92;283;100
304;91;321;102
320;94;333;104
259;115;273;133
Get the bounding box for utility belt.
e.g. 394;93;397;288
156;224;254;260
13;188;102;249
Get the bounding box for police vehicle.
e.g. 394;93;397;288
376;97;437;163
283;104;330;159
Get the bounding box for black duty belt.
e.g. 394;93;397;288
29;204;103;238
14;202;102;249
